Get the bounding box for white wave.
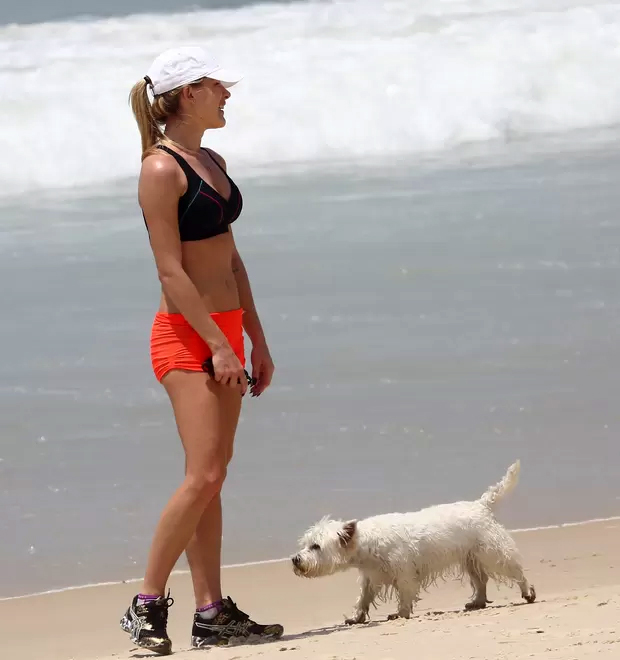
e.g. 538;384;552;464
2;0;620;195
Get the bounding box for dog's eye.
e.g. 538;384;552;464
309;543;321;551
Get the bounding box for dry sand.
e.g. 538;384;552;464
2;519;619;660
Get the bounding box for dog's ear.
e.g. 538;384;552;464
338;520;357;547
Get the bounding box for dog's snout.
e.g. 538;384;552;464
292;554;301;568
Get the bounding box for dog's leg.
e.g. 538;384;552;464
387;579;419;621
345;575;376;625
464;554;490;611
491;554;536;604
513;566;536;604
476;524;537;606
519;577;536;604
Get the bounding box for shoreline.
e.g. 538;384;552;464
3;513;619;604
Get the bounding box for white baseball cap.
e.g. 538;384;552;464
145;46;243;96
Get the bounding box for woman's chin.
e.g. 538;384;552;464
204;115;226;131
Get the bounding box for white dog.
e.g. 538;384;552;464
291;460;536;624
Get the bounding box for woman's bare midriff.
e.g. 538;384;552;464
158;232;241;314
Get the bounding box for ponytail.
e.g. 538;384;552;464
129;78;165;160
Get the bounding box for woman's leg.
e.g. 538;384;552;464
184;395;284;649
186;495;224;605
184;397;238;608
185;412;236;605
141;370;242;596
122;370;241;653
183;389;238;608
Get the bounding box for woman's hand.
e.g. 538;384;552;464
211;346;248;395
250;341;274;397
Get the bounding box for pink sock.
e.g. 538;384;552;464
196;600;223;620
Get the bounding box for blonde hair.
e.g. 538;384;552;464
128;77;203;160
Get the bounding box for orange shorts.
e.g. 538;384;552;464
150;309;246;382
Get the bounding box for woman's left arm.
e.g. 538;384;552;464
208;148;275;396
231;239;274;396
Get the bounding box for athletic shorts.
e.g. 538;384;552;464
150;310;245;382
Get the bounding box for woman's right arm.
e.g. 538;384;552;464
139;155;247;393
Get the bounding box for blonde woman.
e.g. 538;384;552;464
121;46;283;654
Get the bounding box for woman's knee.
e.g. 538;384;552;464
184;464;228;502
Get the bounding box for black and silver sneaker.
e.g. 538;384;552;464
191;596;284;648
120;593;174;655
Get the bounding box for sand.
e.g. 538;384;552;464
2;519;619;660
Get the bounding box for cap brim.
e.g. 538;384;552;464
207;68;243;88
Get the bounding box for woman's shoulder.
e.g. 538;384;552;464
140;149;186;189
142;149;181;178
139;148;186;203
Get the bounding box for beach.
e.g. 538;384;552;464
2;518;619;659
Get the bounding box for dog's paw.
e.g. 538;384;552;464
344;613;369;625
464;600;487;611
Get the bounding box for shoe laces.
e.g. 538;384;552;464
138;591;174;627
224;597;250;622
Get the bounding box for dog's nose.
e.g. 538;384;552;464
291;555;301;568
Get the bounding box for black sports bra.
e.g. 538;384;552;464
145;144;243;242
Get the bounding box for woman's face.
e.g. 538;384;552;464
188;77;231;130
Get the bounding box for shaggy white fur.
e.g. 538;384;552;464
291;460;536;624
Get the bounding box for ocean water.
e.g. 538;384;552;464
1;0;620;599
0;0;293;26
4;0;620;197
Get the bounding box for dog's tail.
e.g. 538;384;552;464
479;460;520;509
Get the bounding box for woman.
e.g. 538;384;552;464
120;46;284;654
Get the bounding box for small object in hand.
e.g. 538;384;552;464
202;357;257;393
202;357;216;378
